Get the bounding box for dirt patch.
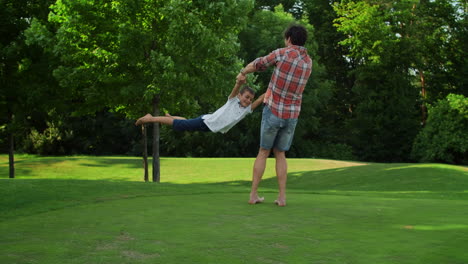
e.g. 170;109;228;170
95;232;135;252
121;250;160;259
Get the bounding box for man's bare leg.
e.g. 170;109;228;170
273;148;287;206
135;114;179;126
249;147;271;204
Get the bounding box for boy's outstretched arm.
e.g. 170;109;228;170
251;93;265;110
228;79;246;99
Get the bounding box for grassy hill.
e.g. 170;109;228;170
1;155;467;263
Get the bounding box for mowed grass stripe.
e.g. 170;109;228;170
1;193;467;264
1;155;467;263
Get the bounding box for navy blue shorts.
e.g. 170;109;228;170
173;115;211;132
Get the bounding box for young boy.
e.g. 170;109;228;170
135;80;265;133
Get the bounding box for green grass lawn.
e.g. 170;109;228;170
1;155;467;264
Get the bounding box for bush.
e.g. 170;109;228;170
21;112;141;156
411;94;468;164
23;121;72;155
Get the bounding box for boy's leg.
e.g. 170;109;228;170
249;147;271;204
165;113;186;120
135;114;179;126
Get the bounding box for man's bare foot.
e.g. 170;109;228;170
274;199;286;207
248;196;265;204
135;114;153;126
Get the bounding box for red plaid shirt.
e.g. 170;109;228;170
254;45;312;119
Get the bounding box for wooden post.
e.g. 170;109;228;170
8;131;14;179
152;95;160;182
142;125;149;182
8;111;14;179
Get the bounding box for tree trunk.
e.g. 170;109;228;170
7;110;15;178
152;95;160;182
420;70;427;125
142;125;149;182
9;130;15;179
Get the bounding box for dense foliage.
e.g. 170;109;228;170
1;0;467;166
412;94;468;164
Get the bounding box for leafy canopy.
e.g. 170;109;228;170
40;0;253;117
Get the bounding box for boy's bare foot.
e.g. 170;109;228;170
248;196;265;204
274;199;286;207
135;114;153;126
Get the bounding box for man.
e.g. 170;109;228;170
237;25;312;207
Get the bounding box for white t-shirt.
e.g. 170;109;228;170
203;97;252;133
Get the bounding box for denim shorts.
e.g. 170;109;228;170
260;106;298;151
173;115;211;132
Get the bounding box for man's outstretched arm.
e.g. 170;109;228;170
236;62;256;83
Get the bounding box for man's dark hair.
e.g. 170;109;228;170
240;85;255;95
284;25;308;46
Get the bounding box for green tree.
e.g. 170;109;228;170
333;0;420;161
450;0;468;97
411;94;468;164
333;0;467;161
404;0;466;125
301;0;357;158
254;0;301;17
0;0;58;178
39;0;253;181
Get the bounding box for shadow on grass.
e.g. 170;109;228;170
0;178;246;220
3;156;467;191
2;157;467;220
249;163;468;192
201;163;468;202
0;156;65;177
77;157;144;168
0;155;144;178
